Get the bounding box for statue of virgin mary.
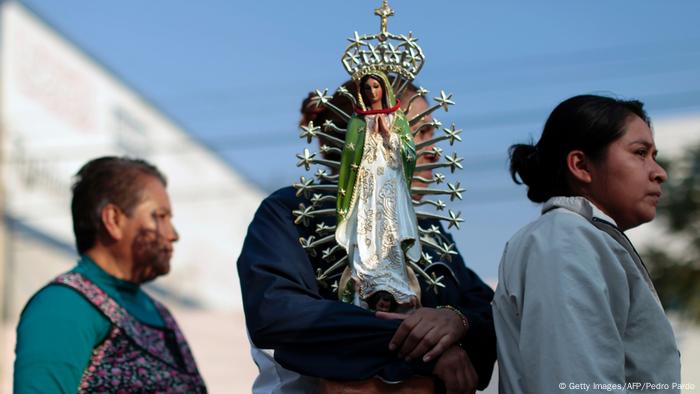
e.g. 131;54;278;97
335;70;422;312
293;0;466;315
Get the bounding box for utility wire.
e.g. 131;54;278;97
4;88;700;166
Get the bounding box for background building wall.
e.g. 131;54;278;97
0;2;261;392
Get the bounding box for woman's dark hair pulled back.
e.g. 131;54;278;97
509;94;649;203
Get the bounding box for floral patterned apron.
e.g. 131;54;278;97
54;273;207;394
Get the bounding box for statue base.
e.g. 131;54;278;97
319;376;434;394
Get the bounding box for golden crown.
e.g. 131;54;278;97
341;0;425;82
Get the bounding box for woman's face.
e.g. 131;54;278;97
362;77;384;107
587;115;668;230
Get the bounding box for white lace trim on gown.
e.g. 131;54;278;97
335;113;422;305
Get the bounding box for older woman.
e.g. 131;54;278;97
14;157;205;393
493;95;681;393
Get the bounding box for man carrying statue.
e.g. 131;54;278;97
237;2;496;393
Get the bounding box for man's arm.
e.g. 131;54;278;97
407;223;497;390
14;285;110;393
351;218;497;389
237;191;434;381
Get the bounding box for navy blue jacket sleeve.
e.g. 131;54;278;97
237;190;433;381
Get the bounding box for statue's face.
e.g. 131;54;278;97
362;77;384;107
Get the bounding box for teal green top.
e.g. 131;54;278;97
13;255;165;394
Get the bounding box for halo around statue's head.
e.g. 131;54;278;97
293;1;466;301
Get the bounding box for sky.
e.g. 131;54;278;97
18;0;700;281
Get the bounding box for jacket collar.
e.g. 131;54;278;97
542;196;617;227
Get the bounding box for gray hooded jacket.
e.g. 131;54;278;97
493;196;680;393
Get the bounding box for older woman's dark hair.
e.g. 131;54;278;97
71;156;166;253
509;94;650;203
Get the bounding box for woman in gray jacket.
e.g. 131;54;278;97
493;95;681;393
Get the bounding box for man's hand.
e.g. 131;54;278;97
375;307;467;362
432;345;478;394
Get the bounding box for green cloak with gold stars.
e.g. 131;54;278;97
335;71;416;225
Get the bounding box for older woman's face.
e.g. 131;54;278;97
362;77;384;107
588;115;668;230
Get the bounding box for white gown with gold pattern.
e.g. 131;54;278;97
335;113;422;307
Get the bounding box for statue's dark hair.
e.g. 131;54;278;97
360;74;390;109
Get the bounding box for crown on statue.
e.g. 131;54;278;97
295;0;466;297
341;0;425;81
